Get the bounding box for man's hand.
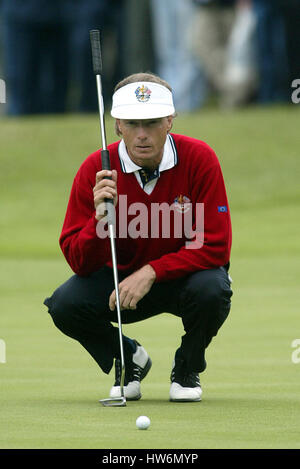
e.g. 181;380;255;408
93;169;118;221
109;264;156;311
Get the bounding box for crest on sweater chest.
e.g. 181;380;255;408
174;195;191;214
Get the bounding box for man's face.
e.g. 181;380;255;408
116;116;173;169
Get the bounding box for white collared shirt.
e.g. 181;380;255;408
118;134;178;194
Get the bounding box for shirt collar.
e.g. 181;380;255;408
118;134;178;174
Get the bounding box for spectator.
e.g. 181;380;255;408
150;0;207;112
224;0;258;107
191;0;258;108
1;0;75;115
121;0;155;79
252;0;297;103
252;0;289;103
70;0;125;112
281;0;300;89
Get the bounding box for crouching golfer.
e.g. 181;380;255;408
44;72;233;402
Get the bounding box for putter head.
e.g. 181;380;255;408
99;396;126;407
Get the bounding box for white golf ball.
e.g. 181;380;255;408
136;415;150;430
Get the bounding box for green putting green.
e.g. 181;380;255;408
0;106;299;449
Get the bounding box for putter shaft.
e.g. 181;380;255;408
90;29;126;407
96;74;107;151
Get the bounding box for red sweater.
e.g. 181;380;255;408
59;133;232;281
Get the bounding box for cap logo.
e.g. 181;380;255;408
135;85;152;103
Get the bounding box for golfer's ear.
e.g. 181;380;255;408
166;116;173;132
115;119;122;136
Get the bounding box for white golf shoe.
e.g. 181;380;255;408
169;357;202;402
109;340;152;401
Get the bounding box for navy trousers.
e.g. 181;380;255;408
44;266;232;375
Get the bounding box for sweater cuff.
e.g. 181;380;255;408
148;260;166;282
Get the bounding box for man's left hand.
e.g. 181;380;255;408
109;264;156;311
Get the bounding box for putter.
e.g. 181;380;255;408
90;29;126;407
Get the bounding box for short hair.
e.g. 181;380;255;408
113;72;175;136
114;72;173;93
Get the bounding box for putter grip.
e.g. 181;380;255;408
101;149;115;226
90;29;102;75
101;149;111;171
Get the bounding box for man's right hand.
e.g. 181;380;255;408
93;169;118;221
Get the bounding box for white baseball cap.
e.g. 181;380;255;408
111;82;175;119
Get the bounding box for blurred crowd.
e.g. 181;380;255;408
0;0;299;115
